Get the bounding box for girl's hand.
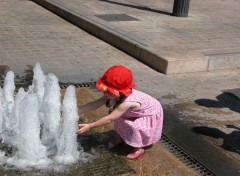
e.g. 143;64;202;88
76;124;91;134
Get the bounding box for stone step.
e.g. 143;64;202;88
32;0;240;74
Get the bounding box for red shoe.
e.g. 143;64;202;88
126;149;145;160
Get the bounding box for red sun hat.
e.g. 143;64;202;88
96;65;136;97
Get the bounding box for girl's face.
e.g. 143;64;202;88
104;91;117;99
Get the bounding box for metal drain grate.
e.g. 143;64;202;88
59;82;96;89
159;134;215;176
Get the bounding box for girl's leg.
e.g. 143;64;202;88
108;132;123;148
126;147;145;160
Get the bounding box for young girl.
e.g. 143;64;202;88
76;65;163;160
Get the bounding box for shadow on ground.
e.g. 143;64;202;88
79;129;134;156
192;125;240;154
195;92;240;113
99;0;172;16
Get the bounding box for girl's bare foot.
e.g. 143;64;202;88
126;148;145;160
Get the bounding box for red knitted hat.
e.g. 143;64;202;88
96;65;136;97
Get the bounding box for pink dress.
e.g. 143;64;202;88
114;89;163;148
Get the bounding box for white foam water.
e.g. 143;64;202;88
40;73;61;154
7;93;49;169
0;88;3;137
1;71;15;144
55;85;81;164
31;62;46;107
3;71;15;108
4;88;27;147
0;63;92;170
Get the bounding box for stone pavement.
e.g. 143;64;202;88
0;0;240;175
32;0;240;74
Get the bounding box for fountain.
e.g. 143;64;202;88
40;73;61;154
0;63;93;171
55;85;82;164
0;87;3;137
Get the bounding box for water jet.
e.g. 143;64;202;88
0;63;92;171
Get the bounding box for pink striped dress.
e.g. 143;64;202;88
114;89;163;148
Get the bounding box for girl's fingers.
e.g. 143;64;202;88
76;124;87;134
76;124;90;134
76;129;81;134
76;128;85;134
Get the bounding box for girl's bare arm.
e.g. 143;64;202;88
78;95;107;114
76;101;139;134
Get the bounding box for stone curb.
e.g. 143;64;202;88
32;0;240;75
31;0;211;74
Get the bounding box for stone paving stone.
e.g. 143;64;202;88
1;0;240;175
39;0;240;74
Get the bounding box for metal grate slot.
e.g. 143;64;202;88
159;134;215;176
59;82;96;89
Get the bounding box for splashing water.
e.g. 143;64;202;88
7;93;49;169
4;88;27;148
1;71;15;144
31;62;46;107
0;88;3;136
40;73;61;154
55;85;81;164
0;63;92;170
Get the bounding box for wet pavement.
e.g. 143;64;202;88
1;0;240;175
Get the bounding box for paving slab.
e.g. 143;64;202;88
32;0;240;74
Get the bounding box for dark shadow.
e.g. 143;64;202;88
226;124;240;131
78;130;153;157
78;130;133;156
76;130;135;175
99;0;172;16
192;125;240;154
195;92;240;113
77;130;116;151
